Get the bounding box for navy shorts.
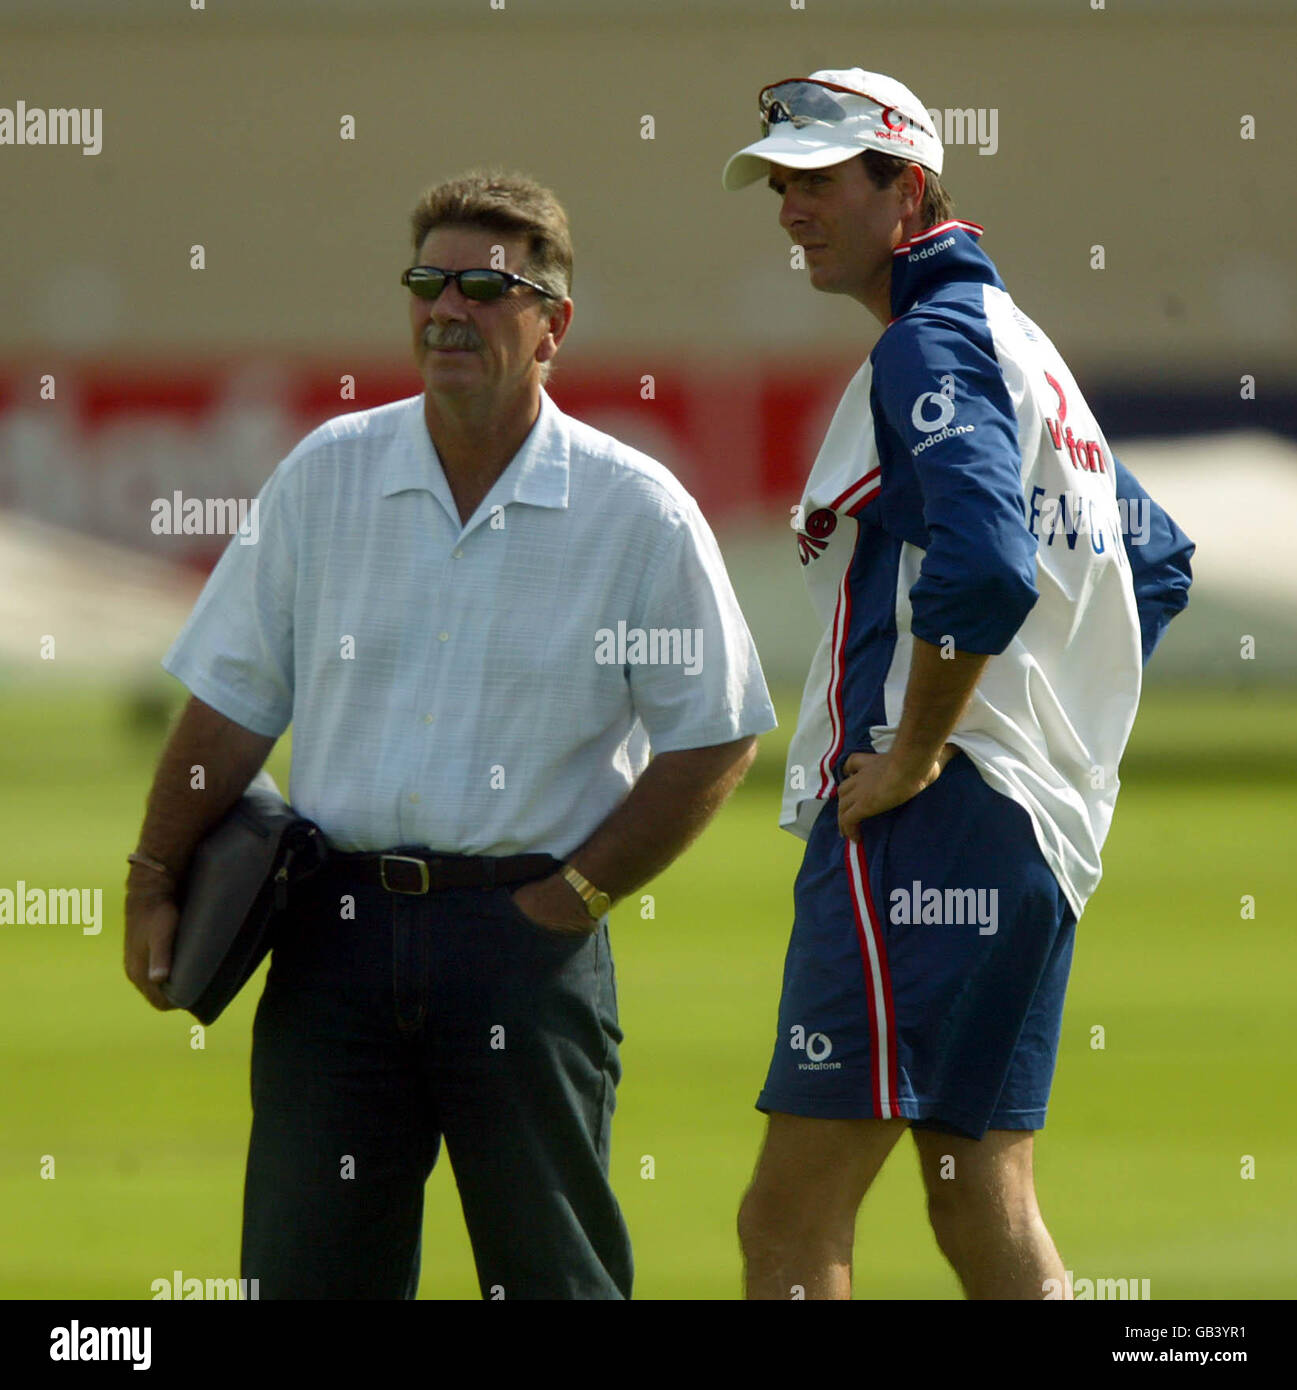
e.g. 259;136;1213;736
757;752;1076;1141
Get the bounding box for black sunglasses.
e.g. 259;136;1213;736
400;265;556;303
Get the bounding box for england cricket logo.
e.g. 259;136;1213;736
796;506;838;566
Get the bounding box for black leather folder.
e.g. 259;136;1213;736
162;770;327;1024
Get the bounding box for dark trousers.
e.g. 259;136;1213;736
240;872;633;1299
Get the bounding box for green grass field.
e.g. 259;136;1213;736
1;685;1294;1299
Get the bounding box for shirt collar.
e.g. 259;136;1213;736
887;219;1004;319
383;388;571;519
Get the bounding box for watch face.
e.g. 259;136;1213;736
590;892;612;918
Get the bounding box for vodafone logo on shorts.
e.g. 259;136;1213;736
910;374;975;455
790;1024;840;1069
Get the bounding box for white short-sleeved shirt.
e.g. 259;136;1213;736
162;389;776;856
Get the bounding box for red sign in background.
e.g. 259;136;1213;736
0;357;859;570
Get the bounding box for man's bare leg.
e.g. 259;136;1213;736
738;1114;909;1300
912;1127;1071;1299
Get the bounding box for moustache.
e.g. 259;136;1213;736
423;324;482;351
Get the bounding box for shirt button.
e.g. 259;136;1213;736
423;713;434;724
438;632;449;642
408;793;420;804
452;548;463;559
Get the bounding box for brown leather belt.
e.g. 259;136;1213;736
325;848;560;896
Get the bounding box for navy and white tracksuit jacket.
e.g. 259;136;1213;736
781;219;1194;918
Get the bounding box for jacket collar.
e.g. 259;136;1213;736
888;219;1003;319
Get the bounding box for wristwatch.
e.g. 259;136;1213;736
561;864;612;920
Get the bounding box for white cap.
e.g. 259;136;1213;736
722;68;943;190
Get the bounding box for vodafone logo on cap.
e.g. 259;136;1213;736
875;104;915;147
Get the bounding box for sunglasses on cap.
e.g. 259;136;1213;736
400;265;556;303
758;76;930;139
758;80;859;137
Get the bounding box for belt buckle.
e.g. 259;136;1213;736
379;854;431;895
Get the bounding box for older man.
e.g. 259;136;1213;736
722;71;1193;1299
125;170;775;1300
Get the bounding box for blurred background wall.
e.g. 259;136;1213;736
3;0;1295;688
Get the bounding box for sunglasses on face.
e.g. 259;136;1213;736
400;265;556;303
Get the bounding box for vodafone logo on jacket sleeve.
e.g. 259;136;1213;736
909;375;975;455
